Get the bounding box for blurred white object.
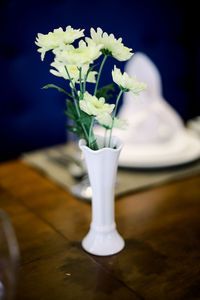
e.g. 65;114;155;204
119;130;200;167
94;53;200;167
118;52;183;144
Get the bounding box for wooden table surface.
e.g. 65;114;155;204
0;160;200;300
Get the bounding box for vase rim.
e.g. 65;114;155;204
79;135;123;154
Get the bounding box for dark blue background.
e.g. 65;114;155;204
0;0;199;161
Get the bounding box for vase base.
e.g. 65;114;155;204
82;228;125;256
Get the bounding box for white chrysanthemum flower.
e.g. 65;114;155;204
79;92;114;116
112;65;147;95
96;113;128;130
35;26;84;60
86;27;133;61
53;40;102;67
96;113;112;128
50;60;97;83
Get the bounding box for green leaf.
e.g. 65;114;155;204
42;84;73;98
77;114;92;127
90;138;97;146
65;100;90;138
66;99;78;115
87;63;98;73
96;83;115;101
63;110;76;121
64;100;78;120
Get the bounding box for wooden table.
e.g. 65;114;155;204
0;160;200;300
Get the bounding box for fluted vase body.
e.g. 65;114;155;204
79;136;124;256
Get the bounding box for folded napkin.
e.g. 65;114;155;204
113;52;184;145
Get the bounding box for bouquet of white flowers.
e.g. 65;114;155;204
35;26;146;150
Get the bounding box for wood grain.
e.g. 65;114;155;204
0;160;200;299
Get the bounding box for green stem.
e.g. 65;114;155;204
89;116;94;148
78;67;83;98
94;55;107;96
83;69;90;93
104;128;107;148
108;89;123;147
83;79;87;94
113;89;123;118
64;66;78;97
88;116;99;150
72;92;89;142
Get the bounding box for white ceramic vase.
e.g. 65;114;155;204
79;135;125;256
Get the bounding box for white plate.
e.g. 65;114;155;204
118;130;200;168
